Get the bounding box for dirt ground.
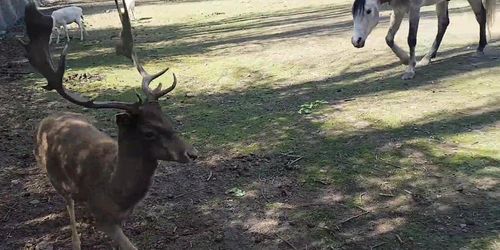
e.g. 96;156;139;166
1;0;499;249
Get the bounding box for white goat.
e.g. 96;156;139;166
50;6;86;44
125;0;136;20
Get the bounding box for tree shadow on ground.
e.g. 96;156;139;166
2;32;499;248
47;2;478;70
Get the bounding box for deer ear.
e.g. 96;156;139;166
116;113;134;127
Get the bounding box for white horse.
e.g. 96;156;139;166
351;0;496;80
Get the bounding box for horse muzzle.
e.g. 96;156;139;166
352;37;365;48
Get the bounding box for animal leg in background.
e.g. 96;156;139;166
63;23;70;42
467;0;487;54
402;6;420;80
56;26;62;44
76;16;84;41
418;1;449;67
385;9;409;65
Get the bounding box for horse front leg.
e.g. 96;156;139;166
402;7;421;80
385;10;409;65
418;1;449;67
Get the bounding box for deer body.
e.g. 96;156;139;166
21;1;197;249
50;6;86;44
35;113;117;204
35;112;160;218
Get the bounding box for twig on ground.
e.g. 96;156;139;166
396;234;404;244
379;193;395;197
261;188;271;203
206;171;213;181
354;204;368;212
2;208;13;221
338;211;370;225
275;233;298;250
1;204;16;221
319;224;339;234
403;189;412;195
287;156;303;166
359;192;366;201
173;187;204;199
297;202;324;207
370;242;386;250
280;152;301;158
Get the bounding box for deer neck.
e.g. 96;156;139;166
108;134;158;209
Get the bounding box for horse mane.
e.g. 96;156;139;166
352;0;366;16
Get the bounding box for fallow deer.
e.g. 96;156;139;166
50;6;86;44
19;1;197;249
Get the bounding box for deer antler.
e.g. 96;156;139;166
114;0;177;101
20;0;139;112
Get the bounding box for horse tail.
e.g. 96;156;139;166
485;0;496;36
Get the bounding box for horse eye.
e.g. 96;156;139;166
366;9;372;14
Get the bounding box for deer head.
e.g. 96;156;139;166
20;0;197;163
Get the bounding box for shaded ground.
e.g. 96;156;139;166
0;0;499;249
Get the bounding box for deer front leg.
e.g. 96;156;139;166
49;31;54;44
402;7;421;80
63;23;70;42
99;223;137;250
56;28;61;44
65;198;81;250
385;10;409;65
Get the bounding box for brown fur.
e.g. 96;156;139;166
35;103;197;249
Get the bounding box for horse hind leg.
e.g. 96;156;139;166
418;1;449;67
468;0;487;54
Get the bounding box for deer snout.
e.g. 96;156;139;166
186;148;198;161
174;147;198;163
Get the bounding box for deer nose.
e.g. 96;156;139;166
186;148;198;161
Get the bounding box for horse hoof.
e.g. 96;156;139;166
401;71;415;80
474;50;485;57
417;58;431;67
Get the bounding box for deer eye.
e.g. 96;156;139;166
143;131;157;140
366;9;372;14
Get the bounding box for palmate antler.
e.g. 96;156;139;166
19;1;140;112
20;0;177;113
114;0;177;101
